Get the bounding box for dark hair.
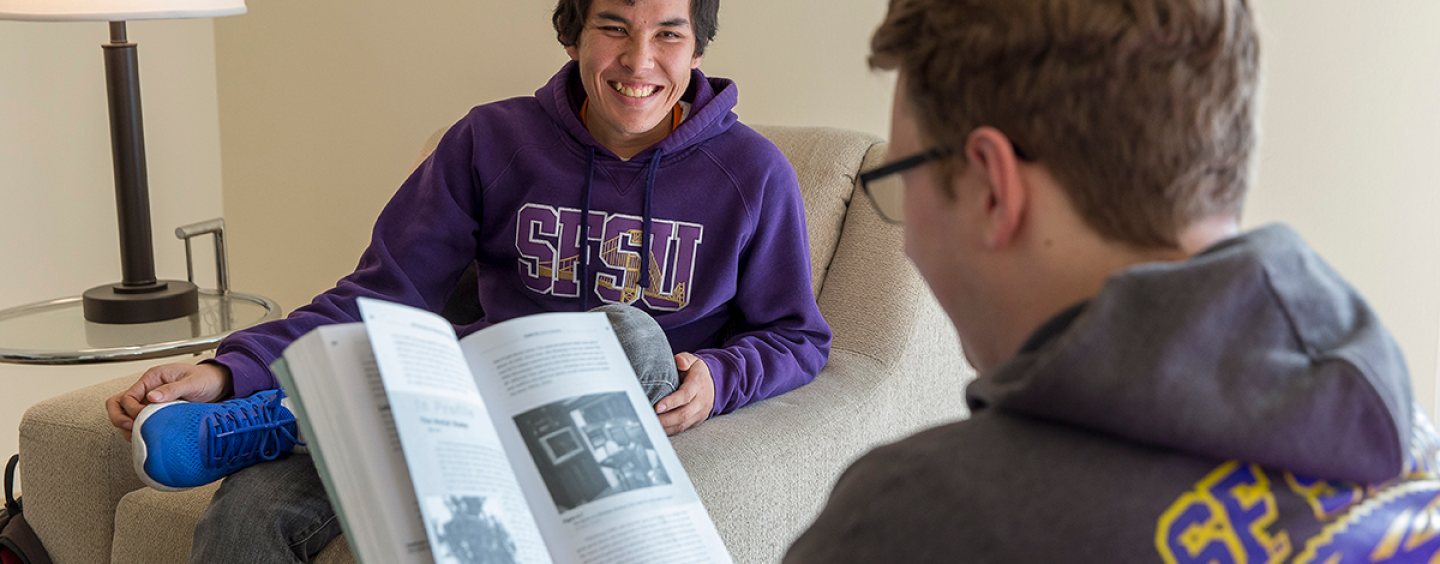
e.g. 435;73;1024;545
871;0;1260;249
554;0;720;56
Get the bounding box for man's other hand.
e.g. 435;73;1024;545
656;352;715;436
105;362;234;441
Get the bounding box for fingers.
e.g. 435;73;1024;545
674;352;696;372
104;362;233;439
657;369;706;435
659;400;706;436
657;352;714;435
654;381;697;414
146;380;193;404
143;364;196;403
109;373;160;427
105;393;135;441
107;369;164;441
657;352;702;413
149;363;232;404
119;393;149;422
656;394;698;435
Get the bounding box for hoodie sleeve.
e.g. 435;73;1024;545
692;158;833;415
210;118;484;397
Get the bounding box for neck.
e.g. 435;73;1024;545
581;100;679;160
962;215;1238;372
593;123;670;160
963;246;1163;371
1178;213;1240;254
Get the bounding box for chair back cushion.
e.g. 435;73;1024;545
748;125;882;297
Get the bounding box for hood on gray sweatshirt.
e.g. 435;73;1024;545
968;224;1413;484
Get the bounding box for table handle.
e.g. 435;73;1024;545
175;218;229;295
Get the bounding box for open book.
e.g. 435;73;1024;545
271;297;733;564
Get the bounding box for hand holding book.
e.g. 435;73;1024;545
275;298;733;564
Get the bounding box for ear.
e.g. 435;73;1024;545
566;44;580;61
965;126;1028;249
691;53;703;69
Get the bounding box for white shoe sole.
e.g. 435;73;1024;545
131;400;192;493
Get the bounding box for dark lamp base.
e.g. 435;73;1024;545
82;280;199;324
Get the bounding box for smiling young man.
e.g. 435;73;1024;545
563;0;700;158
785;0;1440;562
102;0;831;561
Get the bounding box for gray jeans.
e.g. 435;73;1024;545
190;304;680;563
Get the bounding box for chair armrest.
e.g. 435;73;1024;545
20;374;147;564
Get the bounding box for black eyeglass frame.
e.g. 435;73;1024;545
858;140;1032;224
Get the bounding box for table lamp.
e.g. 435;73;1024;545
0;0;246;324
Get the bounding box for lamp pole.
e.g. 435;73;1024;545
81;21;198;324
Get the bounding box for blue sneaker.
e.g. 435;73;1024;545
132;389;303;491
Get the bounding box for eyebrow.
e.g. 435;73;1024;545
595;11;691;28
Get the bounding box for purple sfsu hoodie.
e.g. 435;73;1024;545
211;61;833;416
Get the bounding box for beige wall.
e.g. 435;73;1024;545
0;19;226;462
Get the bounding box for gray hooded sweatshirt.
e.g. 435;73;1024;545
785;225;1440;563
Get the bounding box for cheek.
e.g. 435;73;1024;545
577;40;616;70
584;50;609;73
667;55;693;87
903;176;939;227
902;225;918;263
901;207;939;273
902;184;962;280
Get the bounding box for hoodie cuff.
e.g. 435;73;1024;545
207;351;277;399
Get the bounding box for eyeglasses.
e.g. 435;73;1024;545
858;141;1032;224
858;147;951;224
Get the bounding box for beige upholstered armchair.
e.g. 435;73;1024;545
18;125;972;564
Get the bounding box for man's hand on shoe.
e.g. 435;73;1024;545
656;352;715;436
106;363;234;441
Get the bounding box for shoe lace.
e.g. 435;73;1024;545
206;392;304;469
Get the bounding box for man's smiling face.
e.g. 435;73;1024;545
565;0;702;156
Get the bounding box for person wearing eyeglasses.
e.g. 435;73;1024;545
786;0;1440;561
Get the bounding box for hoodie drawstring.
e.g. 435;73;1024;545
579;147;596;311
578;146;661;310
640;148;663;290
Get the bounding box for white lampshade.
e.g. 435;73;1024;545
0;0;245;21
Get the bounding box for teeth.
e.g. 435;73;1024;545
611;82;658;98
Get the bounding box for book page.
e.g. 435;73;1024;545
275;324;431;563
358;297;552;564
460;312;733;564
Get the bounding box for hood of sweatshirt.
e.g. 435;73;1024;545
967;224;1414;484
532;61;740;308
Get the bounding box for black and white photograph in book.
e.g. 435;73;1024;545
513;392;672;513
423;494;519;564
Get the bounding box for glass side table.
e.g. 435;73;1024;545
0;291;279;365
0;218;281;365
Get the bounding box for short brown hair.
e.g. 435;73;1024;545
554;0;721;56
871;0;1260;248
